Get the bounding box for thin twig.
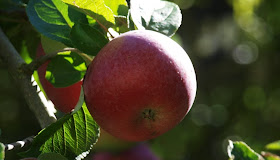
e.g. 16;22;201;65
77;52;94;66
0;27;57;128
4;136;34;151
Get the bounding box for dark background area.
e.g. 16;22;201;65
1;0;280;159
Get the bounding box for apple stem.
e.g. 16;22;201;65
76;52;94;66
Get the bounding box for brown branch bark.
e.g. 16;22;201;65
0;27;56;129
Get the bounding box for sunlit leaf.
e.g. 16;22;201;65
26;0;87;46
130;0;181;37
19;104;99;159
45;51;86;88
70;23;109;56
0;143;4;160
104;0;128;16
266;140;280;151
61;0;115;29
227;140;264;160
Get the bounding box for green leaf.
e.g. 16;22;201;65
0;143;4;160
130;0;182;37
266;140;280;151
61;0;115;29
115;16;130;33
227;140;264;160
26;0;87;46
38;152;67;160
45;51;86;88
265;156;280;160
19;104;99;159
70;23;109;56
41;35;68;54
104;0;128;16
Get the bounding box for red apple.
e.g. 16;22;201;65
36;44;82;113
92;143;160;160
83;30;197;141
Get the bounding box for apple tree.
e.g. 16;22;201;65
1;0;280;160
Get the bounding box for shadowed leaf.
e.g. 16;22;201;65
26;0;87;46
130;0;181;37
70;23;109;56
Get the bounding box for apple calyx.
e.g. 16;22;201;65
142;109;156;121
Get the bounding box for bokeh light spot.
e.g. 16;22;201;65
191;104;212;126
232;42;258;65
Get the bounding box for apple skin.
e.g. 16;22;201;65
92;143;160;160
36;44;82;113
83;30;197;141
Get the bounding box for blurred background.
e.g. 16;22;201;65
1;0;280;159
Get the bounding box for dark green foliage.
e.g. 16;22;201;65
26;0;87;46
20;104;99;159
38;153;68;160
70;23;109;56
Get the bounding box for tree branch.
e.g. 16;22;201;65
0;27;57;129
23;47;82;75
4;136;34;151
22;47;93;74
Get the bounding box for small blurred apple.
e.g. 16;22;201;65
93;128;135;152
92;143;160;160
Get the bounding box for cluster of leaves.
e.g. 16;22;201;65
228;140;280;160
29;0;182;88
0;0;182;159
